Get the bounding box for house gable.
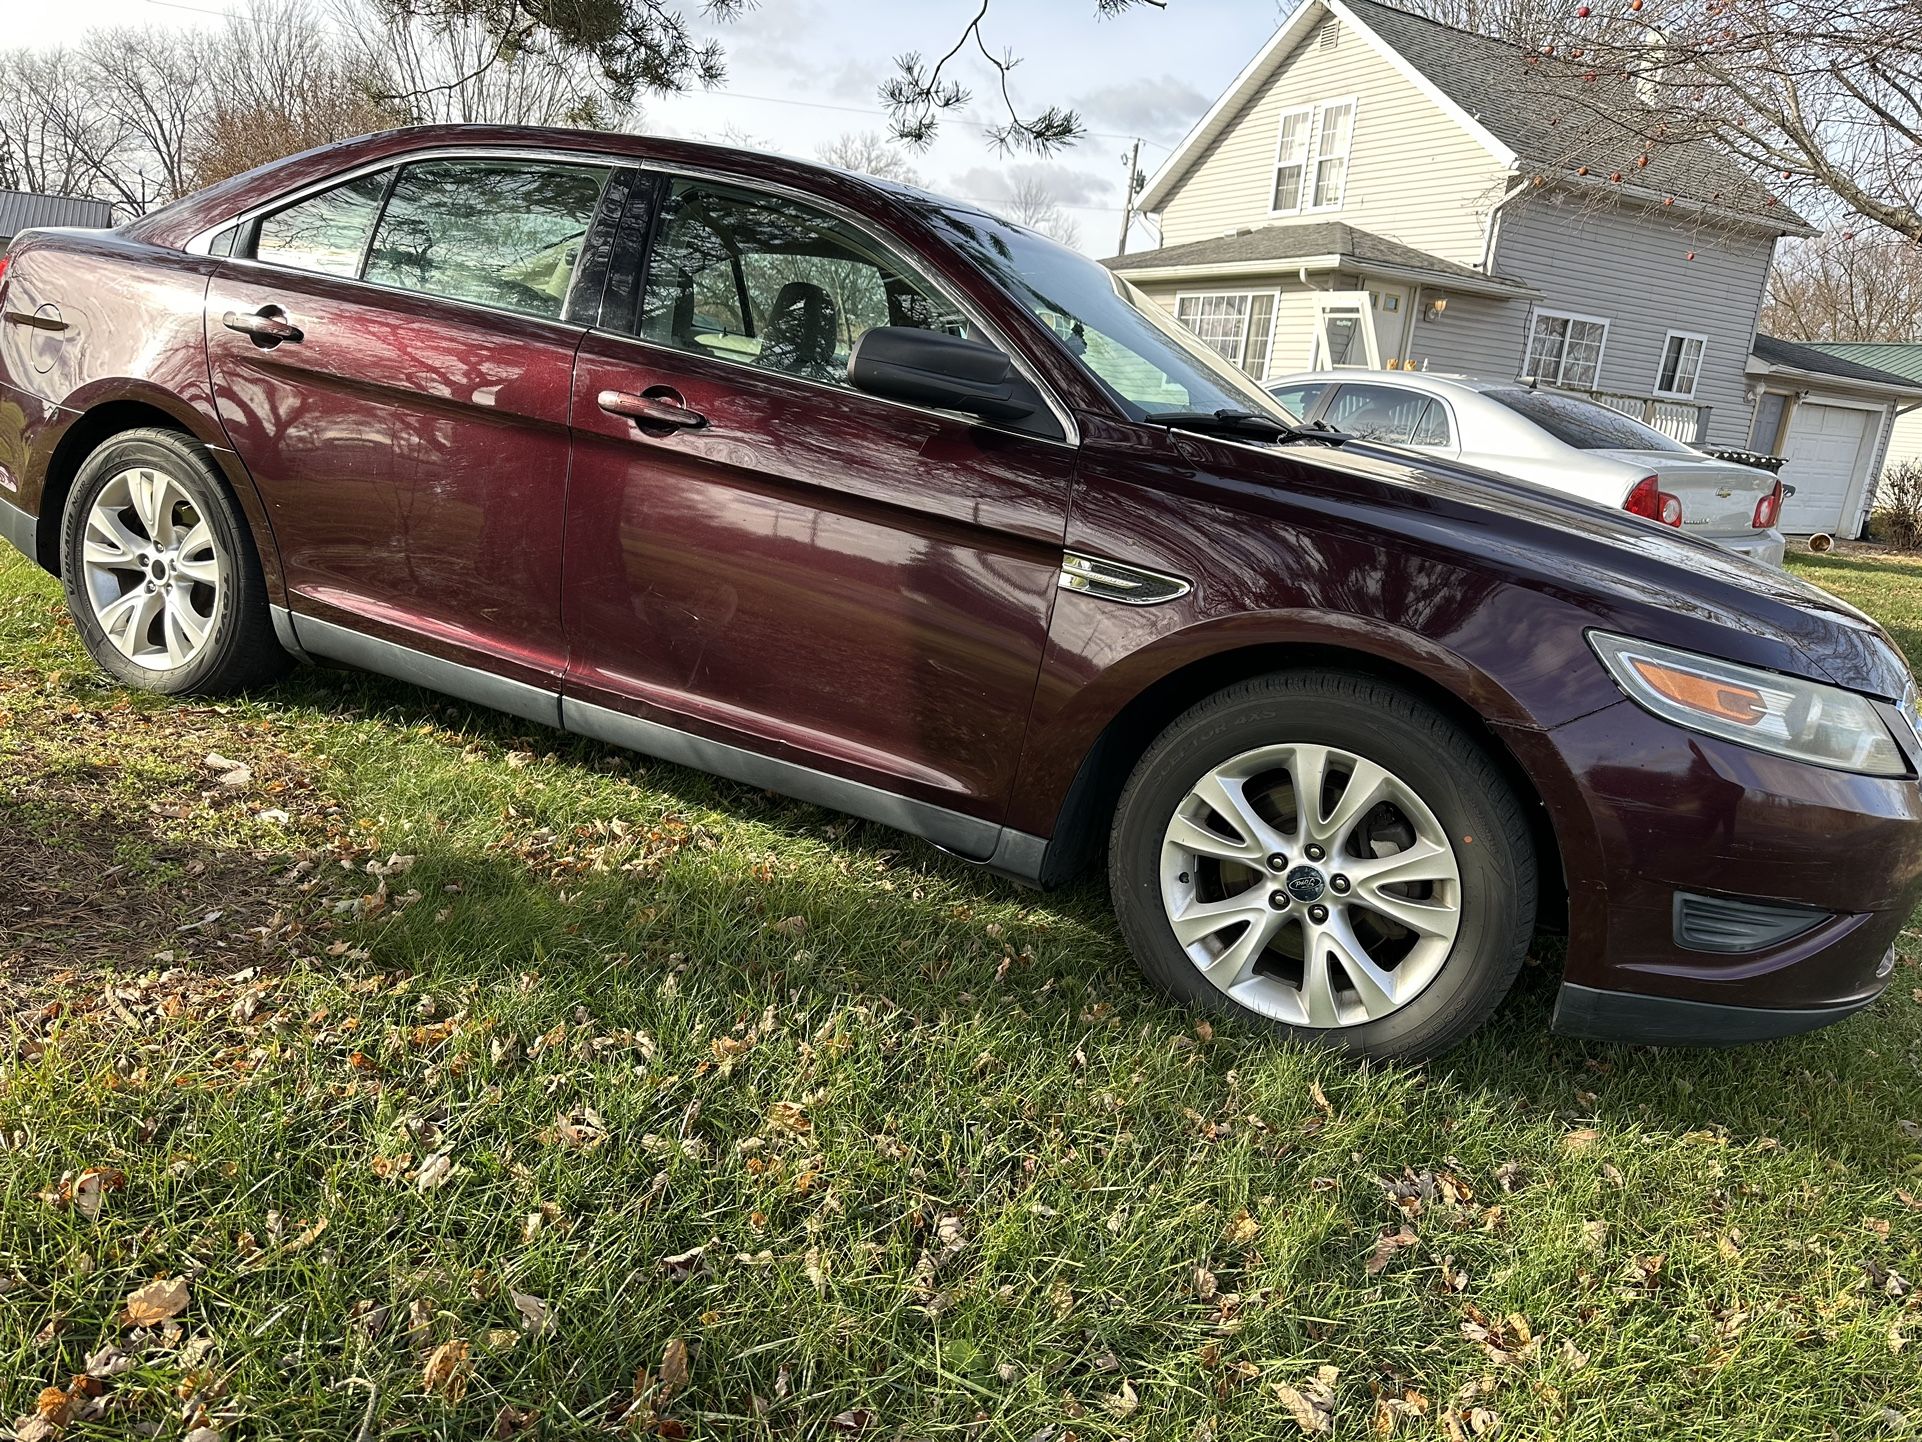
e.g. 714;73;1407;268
1146;0;1512;265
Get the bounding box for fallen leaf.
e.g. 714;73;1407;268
1223;1208;1260;1245
1563;1127;1601;1153
660;1336;690;1391
768;1101;812;1135
1103;1379;1140;1418
123;1277;189;1327
510;1290;548;1334
414;1153;454;1192
830;1410;874;1433
1274;1366;1339;1434
1365;1226;1420;1275
422;1338;472;1402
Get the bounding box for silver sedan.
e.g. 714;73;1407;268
1266;370;1787;568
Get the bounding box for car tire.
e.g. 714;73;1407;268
1109;670;1536;1061
60;427;288;696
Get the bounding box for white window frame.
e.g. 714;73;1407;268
1270;97;1358;217
1524;307;1611;389
1172;290;1282;377
1270;105;1315;216
1653;330;1708;399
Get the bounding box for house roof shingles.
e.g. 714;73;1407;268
1752;334;1922;391
0;190;113;240
1105;219;1535;293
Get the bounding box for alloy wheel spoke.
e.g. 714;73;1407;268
1288;744;1332;837
1349;837;1456;889
1298;932;1345;1028
1322;912;1401;1019
84;508;144;566
1199;907;1283;989
1352;881;1456;938
1170;890;1275;949
129;470;171;545
1318;757;1393;850
1166;809;1268;865
1189;770;1285;857
163;591;211;663
99;587;162;655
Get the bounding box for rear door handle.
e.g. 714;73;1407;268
597;388;707;431
222;306;302;346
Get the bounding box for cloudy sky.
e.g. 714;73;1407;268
14;0;1289;255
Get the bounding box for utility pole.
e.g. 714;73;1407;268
1116;138;1142;256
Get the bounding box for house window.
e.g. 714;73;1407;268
1525;309;1609;388
1272;108;1312;212
1272;99;1357;214
1174;292;1278;376
1655;331;1707;398
1311;101;1355;209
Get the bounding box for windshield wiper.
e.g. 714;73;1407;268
1142;408;1347;446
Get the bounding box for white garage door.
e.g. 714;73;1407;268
1779;402;1874;534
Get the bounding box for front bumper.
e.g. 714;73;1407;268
0;493;34;563
1505;698;1922;1044
1714;527;1786;569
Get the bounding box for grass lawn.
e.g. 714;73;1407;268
2;542;1920;1442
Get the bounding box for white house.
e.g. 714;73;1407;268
1109;0;1922;536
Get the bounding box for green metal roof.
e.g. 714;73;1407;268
1804;342;1922;385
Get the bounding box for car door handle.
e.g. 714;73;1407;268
222;306;302;346
597;388;707;431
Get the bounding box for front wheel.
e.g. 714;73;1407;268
60;427;287;696
1109;671;1536;1060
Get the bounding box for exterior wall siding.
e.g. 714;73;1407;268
1489;193;1777;449
1154;17;1509;263
1884;407;1922;477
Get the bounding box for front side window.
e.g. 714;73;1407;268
638;180;967;387
1655;331;1707;397
918;203;1295;423
253;169;391;278
364;158;611;320
1324;383;1449;446
1524;310;1608;388
1173;292;1276;376
1267;380;1328;421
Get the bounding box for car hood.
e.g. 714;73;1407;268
1294;438;1912;700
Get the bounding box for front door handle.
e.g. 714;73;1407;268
222;306;303;347
597;388;707;431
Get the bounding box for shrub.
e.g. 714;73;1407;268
1870;460;1922;550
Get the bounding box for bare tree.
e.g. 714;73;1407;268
194;3;407;187
0;49;113;199
1420;0;1922;240
1002;176;1082;248
1762;228;1922;341
816;131;922;187
78;28;220;206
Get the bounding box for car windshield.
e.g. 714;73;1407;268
1486;387;1694;453
917;204;1296;424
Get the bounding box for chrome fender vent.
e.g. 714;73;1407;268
1058;553;1191;606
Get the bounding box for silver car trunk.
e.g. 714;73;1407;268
1593;450;1776;536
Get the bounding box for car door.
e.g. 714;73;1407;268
1321;382;1458;459
562;173;1073;837
205;154;626;699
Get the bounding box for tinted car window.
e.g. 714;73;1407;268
639;181;968;387
1267;381;1327;422
253;169;391;278
1486;387;1692;452
1324;383;1447;446
364;159;611;320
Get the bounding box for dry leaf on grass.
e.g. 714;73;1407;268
123;1276;189;1327
768;1102;812;1135
1223;1208;1260;1245
1103;1379;1140;1418
1365;1226;1420;1275
1562;1127;1601;1153
413;1153;454;1192
1274;1365;1339;1434
422;1338;472;1402
660;1336;691;1391
510;1290;549;1334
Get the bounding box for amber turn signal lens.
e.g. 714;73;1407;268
1628;657;1765;724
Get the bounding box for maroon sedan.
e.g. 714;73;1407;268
2;126;1916;1058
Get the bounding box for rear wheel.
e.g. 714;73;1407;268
60;428;287;695
1109;671;1535;1060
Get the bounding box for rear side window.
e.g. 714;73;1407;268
364;159;612;321
1323;382;1450;447
253;170;391;278
1486;387;1691;452
1266;381;1327;422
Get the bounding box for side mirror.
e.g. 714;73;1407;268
848;326;1037;422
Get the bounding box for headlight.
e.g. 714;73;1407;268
1589;632;1910;776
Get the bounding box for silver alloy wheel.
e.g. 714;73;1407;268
81;467;222;671
1158;743;1462;1029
